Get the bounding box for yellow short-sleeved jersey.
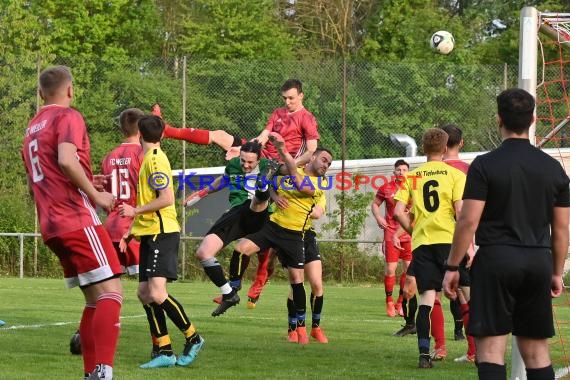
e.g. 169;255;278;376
394;160;465;250
270;168;327;231
131;147;179;236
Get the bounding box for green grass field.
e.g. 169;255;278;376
1;278;569;380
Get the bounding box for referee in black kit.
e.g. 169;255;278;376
443;88;570;380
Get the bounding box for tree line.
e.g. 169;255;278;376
0;0;567;273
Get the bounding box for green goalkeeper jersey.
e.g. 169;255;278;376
224;157;269;208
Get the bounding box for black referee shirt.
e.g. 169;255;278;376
463;138;570;247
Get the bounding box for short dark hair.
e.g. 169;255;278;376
240;140;262;159
281;79;303;94
119;108;144;137
138;115;164;143
39;65;72;98
441;123;463;148
394;159;409;169
497;88;535;134
314;147;333;158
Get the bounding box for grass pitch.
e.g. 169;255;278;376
1;278;569;380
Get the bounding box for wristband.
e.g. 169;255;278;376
197;189;208;198
444;263;459;272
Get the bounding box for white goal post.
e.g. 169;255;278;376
517;7;570;380
519;6;570;148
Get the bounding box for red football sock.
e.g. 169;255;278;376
79;304;96;374
430;299;446;349
163;124;181;139
247;248;271;299
399;272;406;291
461;303;476;356
384;275;396;301
92;292;123;366
163;125;210;145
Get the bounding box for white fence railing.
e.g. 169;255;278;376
0;232;41;279
0;232;380;279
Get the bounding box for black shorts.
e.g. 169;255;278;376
303;229;321;264
207;202;269;247
245;221;305;269
469;245;554;338
139;233;180;282
278;229;321;268
407;257;416;277
410;244;450;293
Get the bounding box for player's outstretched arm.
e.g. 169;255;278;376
269;132;314;195
551;206;569;297
120;186;174;218
310;205;325;220
294;139;317;167
255;129;270;147
371;197;388;229
393;201;412;235
183;175;225;206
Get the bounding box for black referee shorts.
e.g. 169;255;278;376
469;245;554;338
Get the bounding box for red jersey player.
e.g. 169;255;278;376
255;79;319;166
70;108;144;357
21;65;122;380
245;79;320;308
371;160;414;321
101;108;144;275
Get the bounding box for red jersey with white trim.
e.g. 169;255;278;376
22;105;101;241
444;158;470;175
375;181;411;242
101;143;143;241
262;107;319;160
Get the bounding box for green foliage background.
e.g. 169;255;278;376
0;0;569;277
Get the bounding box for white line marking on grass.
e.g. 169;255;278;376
205;315;391;324
0;313;390;331
0;314;146;331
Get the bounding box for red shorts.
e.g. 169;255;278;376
45;225;122;288
383;239;412;263
112;241;140;275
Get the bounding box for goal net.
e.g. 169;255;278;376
519;7;570;379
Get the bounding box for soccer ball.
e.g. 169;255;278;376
430;31;454;55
